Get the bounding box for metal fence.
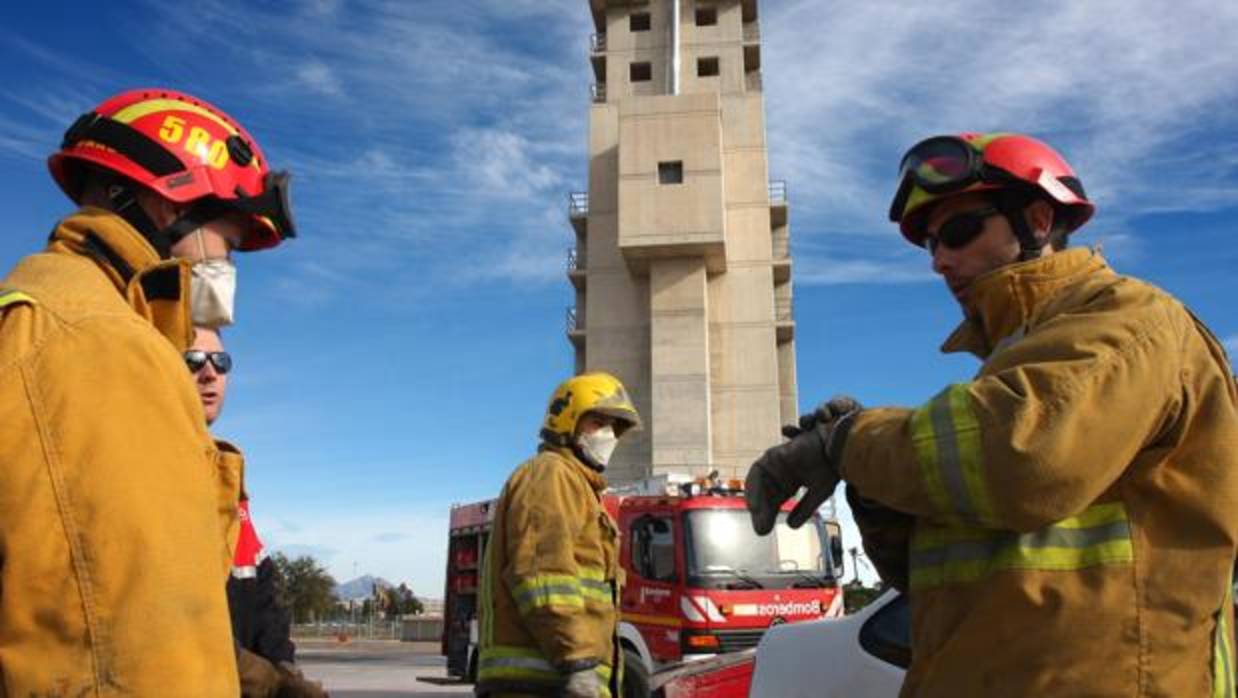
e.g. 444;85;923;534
292;619;402;641
291;616;446;642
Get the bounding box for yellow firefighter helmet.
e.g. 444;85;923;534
540;372;641;447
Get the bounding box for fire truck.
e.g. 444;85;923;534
441;474;846;694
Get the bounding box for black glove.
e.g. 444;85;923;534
746;396;861;535
782;396;864;439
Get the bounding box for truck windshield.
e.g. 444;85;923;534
684;509;831;588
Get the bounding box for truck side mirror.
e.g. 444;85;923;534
831;536;845;573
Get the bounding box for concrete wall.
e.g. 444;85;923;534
578;0;796;485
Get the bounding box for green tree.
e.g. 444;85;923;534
271;552;338;624
391;583;424;617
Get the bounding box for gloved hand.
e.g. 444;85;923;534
237;648;282;698
275;661;329;698
746;396;861;535
561;667;601;698
782;395;863;439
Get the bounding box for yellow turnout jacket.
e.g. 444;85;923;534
0;208;243;695
477;447;621;697
843;248;1238;697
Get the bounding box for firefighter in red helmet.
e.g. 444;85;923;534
0;89;296;694
747;132;1238;696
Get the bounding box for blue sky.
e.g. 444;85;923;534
2;1;1236;594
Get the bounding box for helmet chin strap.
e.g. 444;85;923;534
105;181;224;259
994;193;1046;262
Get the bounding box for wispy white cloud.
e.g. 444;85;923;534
1223;335;1238;354
763;0;1238;283
109;0;593;295
295;61;344;98
796;257;934;286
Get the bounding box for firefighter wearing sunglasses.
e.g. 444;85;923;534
747;132;1238;696
0;89;295;694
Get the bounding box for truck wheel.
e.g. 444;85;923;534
621;648;651;698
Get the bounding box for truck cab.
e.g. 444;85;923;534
611;478;846;679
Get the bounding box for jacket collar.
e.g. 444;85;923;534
48;207;195;352
543;445;609;494
942;247;1110;359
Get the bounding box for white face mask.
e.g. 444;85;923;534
190;259;237;328
578;425;619;469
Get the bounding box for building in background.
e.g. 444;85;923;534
568;0;796;483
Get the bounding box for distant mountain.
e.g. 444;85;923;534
335;574;393;601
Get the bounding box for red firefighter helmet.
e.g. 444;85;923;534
49;88;294;251
888;132;1093;247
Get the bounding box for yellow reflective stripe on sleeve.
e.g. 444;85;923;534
1215;584;1235;698
512;575;585;615
478;645;561;683
910;402;954;520
911;384;994;525
579;566;614;605
0;289;35;309
512;568;614;614
909;502;1134;589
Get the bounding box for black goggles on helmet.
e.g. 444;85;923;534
184;350;233;374
887;136;1010;223
229;170;296;241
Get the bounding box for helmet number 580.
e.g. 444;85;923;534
156;115;229;169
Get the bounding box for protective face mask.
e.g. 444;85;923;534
578;425;619;469
190;259;237;328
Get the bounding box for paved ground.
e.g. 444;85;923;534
296;639;473;697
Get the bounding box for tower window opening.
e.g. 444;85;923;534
630;62;653;82
658;161;684;185
696;6;718;26
631;12;652;31
697;57;720;77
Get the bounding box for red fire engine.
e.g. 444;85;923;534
442;475;845;695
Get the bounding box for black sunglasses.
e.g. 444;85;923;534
184;350;233;375
925;207;1000;254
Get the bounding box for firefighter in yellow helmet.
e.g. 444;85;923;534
477;372;641;698
746;133;1238;696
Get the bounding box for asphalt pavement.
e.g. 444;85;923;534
296;638;474;697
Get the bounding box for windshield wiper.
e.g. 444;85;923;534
767;561;831;588
703;565;764;589
770;569;829;588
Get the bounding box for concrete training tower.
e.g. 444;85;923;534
568;0;797;484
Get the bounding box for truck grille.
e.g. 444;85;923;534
715;629;765;653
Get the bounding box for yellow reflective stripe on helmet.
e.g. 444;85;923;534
0;289;35;309
113;98;239;135
910;384;994;526
909;502;1133;589
1215;585;1235;698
